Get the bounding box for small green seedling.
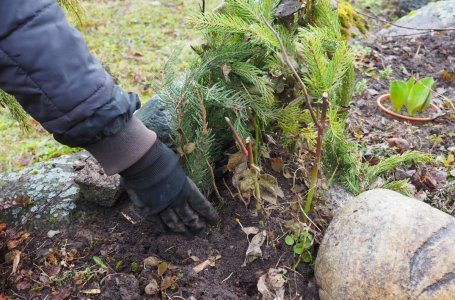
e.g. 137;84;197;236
285;230;313;264
389;76;435;116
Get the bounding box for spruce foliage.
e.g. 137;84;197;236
161;0;432;199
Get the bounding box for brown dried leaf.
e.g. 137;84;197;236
227;151;247;172
12;250;21;274
144;256;161;267
157;262;168;276
257;268;285;300
7;232;30;250
0;223;6;232
388;138;410;153
271;157;284;172
161;276;177;291
222;64;232;82
81;289;101;295
243;230;266;266
52;288;72;300
241;226;260;236
16;280;31;291
145;279;160;295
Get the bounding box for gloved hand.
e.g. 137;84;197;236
120;140;219;234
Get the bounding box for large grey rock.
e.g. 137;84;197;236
322;182;355;213
398;0;434;15
315;189;455;299
379;1;455;37
0;152;124;229
0;153;88;229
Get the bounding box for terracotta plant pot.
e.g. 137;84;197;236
376;94;441;123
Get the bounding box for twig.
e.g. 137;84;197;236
304;93;329;214
246;137;255;168
355;9;455;32
225;117;249;157
222;177;236;200
199;0;205;15
261;14;318;125
206;159;223;201
194;87;208;136
222;272;234;282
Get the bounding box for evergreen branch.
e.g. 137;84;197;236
260;14;317;125
0;89;30;130
188;14;251;34
365;151;433;183
380;180;413;197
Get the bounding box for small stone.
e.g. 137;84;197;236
47;230;60;238
74;157;123;207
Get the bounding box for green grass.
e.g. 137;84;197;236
0;0;212;172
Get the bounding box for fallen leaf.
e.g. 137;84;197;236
11;250;21;274
227;151;247;171
0;223;6;231
271;157;284;172
92;256;109;270
157;262;168;276
7;232;30;250
144;279;160;295
161;275;178;291
193;253;222;273
257;268;286;300
241;226;260;236
222;64;232;82
47;230;60;238
259;174;284;205
388;138;410;153
16;280;31;291
290;184;305;194
52;288;73;300
243;230;266;266
144;256;161;267
81;289;101;295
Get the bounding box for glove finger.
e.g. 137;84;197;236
186;179;220;224
173;200;206;233
160;207;188;234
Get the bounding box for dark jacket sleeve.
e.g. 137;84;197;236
0;0;140;147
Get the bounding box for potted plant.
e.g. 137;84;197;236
377;76;441;122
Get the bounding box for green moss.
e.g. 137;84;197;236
338;2;369;38
407;10;417;17
47;217;59;224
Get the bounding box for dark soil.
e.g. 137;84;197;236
1;182;319;299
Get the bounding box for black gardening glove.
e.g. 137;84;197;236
120;140;219;234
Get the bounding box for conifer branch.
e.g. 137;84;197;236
260;15;318;126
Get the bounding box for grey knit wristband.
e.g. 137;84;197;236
84;116;157;175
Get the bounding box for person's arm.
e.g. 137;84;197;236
0;0;218;233
0;0;155;174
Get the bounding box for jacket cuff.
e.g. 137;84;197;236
84;116;157;175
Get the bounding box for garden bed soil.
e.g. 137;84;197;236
1;177;319;299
